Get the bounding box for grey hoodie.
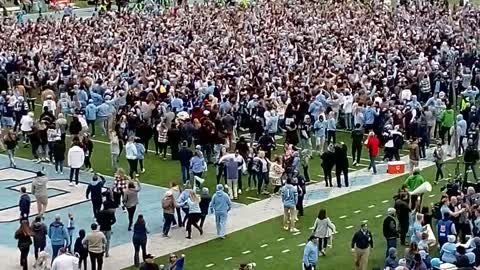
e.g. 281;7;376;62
32;176;48;199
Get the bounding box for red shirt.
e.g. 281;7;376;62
366;137;380;157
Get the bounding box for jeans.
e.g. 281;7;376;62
215;211;228;237
435;162;444;182
51;244;63;262
7;149;16;167
133;239;147;267
368;155;377;174
102;230;111;256
92;200;102;218
257;172;268;194
33;243;45;259
181;165;190;184
89;251;104;270
111;153;119;173
55;160;64;173
127;159;138;178
352;143;362;164
163;213;175;236
386;238;397;257
344;112;352;130
99;117;109;135
70;167;80;184
87;119;96;136
327;130;336;145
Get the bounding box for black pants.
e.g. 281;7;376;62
318;237;329;251
297;195;304;216
186;213;202;238
435;162;444;182
84;155;92;169
327;130;336;145
440;126;452;145
89;251;104;270
410;194;423;210
127;205;137;229
87;120;96;136
304;264;316;270
351;143;362;164
19;246;29;270
79;255;88;270
336;167;349;187
113;191;124;208
303;164;311;182
139;159;144;171
399;221;409;245
173;207;183;227
216;164;225;185
158;142;168;157
163;213;175;236
127;159;138;178
31;143;39;159
70;167;80;184
92;200;102;218
323;167;333;187
33;243;45;260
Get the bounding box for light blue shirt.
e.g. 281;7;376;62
281;184;298;208
303;241;319;266
326;118;336;131
209;190;232;213
364;107;378;125
314;120;326;138
410;222;423;244
85;103;97;121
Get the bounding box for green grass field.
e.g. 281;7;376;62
122;162;463;270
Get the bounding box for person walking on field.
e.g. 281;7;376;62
178;190;203;239
83;223;106;270
124;179;142;231
68;138;85;186
48;214;70;262
86;173;106;219
383;208;398;257
281;178;299;233
351;222;373;270
126;136;139;178
209;184;232;239
31;171;49;217
15;220;33;270
312;209;336;256
365;132;380;174
162;190;177;237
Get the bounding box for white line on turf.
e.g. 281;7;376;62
354;210;361;214
362;220;368;223
206;264;215;268
277;238;285;242
224;257;232;261
376;214;383;218
242;250;251;254
429;194;435;198
298;243;306;247
368;205;375;208
261;244;268;248
293;232;301;236
382;200;389;203
246;197;261;201
264;256;273;260
346;225;354;229
339;215;347;219
282;249;290;253
309;226;315;230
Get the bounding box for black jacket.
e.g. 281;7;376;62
321;151;335;170
351;128;364;145
334;144;349;169
31;221;48;247
86;177;106;203
383;215;398;239
96;209;116;231
178;147;193;167
53;140;66;161
351;229;373;249
464;145;479;164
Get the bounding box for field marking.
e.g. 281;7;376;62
368;205;375;208
376;214;383;218
346;225;354;229
282;249;290;253
277;237;285;242
293;231;301;236
246;196;261;201
264;256;273;260
362;220;368;223
206;264;215;268
354;210;361;214
309;226;315;230
224;257;232;261
356;163;369;167
339;215;347;219
382;200;389;203
429;194;435;198
298;242;306;247
347;155;370;162
242;250;251;254
260;244;268;248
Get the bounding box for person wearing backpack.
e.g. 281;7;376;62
437;212;456;248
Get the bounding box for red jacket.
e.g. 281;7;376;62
366;137;380;157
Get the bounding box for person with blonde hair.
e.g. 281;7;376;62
253;150;269;195
178;190;203;239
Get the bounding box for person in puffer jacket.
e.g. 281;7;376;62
281;178;298;233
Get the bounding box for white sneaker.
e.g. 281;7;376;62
290;228;300;233
75;184;79;187
352;161;357;166
238;189;242;195
283;226;289;231
34;159;41;164
135;174;140;177
69;182;74;186
141;169;145;173
60;172;64;175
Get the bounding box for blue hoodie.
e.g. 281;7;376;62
48;221;70;246
313;119;326;138
281;183;298;208
96;102;111;118
303;240;319;266
364;107;378;125
85;101;97;121
209;185;232;213
190;155;206;174
441;242;457;263
457;114;467;136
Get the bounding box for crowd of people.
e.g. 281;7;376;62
0;0;479;268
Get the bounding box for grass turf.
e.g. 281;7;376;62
123;162;463;270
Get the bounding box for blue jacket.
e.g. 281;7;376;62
179;198;201;214
281;184;298;208
96;103;111;118
78;90;88;107
48;221;70;246
303;241;319;266
135;143;146;160
209;188;232;213
364;107;378;125
441;242;458;263
90;91;103;106
171;98;184;112
85;103;97;121
190;156;206;174
314;120;326;138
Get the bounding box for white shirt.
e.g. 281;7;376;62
51;254;79;270
20;115;33;132
43;100;57;115
343;95;353;113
